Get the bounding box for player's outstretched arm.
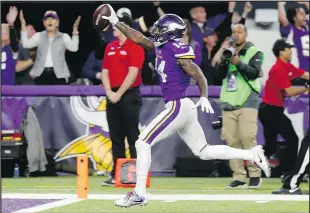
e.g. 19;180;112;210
101;4;155;51
115;22;155;51
177;58;208;97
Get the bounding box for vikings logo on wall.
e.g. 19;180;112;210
54;96;133;174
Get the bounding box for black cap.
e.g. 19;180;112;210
119;14;133;28
272;39;295;57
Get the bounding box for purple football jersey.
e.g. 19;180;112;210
1;45;17;85
154;41;195;102
280;18;309;72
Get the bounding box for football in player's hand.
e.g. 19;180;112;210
93;4;111;32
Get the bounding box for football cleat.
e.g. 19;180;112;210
115;191;148;208
251;145;271;178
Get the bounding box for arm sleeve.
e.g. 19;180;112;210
280;24;293;38
128;45;145;68
21;31;40;48
63;33;79;52
9;26;19;53
207;13;228;32
291;65;306;80
237;51;263;80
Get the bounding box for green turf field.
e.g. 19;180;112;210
2;177;309;213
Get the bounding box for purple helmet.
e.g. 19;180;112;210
151;14;186;47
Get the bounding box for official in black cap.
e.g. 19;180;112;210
259;39;309;178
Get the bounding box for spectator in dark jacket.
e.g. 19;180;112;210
15;24;37;85
200;28;219;85
81;32;106;85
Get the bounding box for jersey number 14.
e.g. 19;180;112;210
155;58;167;83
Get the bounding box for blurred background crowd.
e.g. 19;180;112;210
1;1;308;86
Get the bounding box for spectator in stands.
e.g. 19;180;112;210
20;10;81;85
278;2;309;85
258;39;309;178
211;2;252;84
81;32;106;85
200;28;220;85
211;2;251;60
2;6;19;85
15;24;37;85
217;24;264;189
182;19;202;85
183;19;201;66
189;2;236;52
101;15;145;186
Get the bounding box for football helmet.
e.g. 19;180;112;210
151;14;186;47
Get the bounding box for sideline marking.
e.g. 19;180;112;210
12;198;81;213
3;193;309;201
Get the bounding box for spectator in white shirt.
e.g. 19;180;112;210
20;10;81;85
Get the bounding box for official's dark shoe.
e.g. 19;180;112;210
248;177;262;189
101;178;115;186
226;180;248;189
272;187;302;195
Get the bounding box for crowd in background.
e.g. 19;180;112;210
1;2;308;86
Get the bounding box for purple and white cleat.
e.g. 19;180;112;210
115;191;148;208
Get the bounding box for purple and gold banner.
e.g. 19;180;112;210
1;86;309;173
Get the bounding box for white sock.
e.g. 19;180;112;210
199;145;254;161
134;139;151;197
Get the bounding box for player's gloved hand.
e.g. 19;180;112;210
195;97;214;113
101;4;119;26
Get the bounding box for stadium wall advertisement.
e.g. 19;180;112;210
2;86;309;174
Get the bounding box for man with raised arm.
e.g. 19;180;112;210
101;4;271;208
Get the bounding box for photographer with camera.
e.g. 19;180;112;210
212;24;264;189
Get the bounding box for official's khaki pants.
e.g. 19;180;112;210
221;108;261;182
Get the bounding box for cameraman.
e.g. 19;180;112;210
259;39;309;177
213;24;264;189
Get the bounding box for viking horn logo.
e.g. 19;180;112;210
54;96;113;172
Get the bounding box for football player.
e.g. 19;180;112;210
101;4;271;208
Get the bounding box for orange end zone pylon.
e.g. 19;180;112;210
114;158;151;188
77;155;89;199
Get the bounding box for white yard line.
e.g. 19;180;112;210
255;201;270;203
3;193;309;201
12;198;81;213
